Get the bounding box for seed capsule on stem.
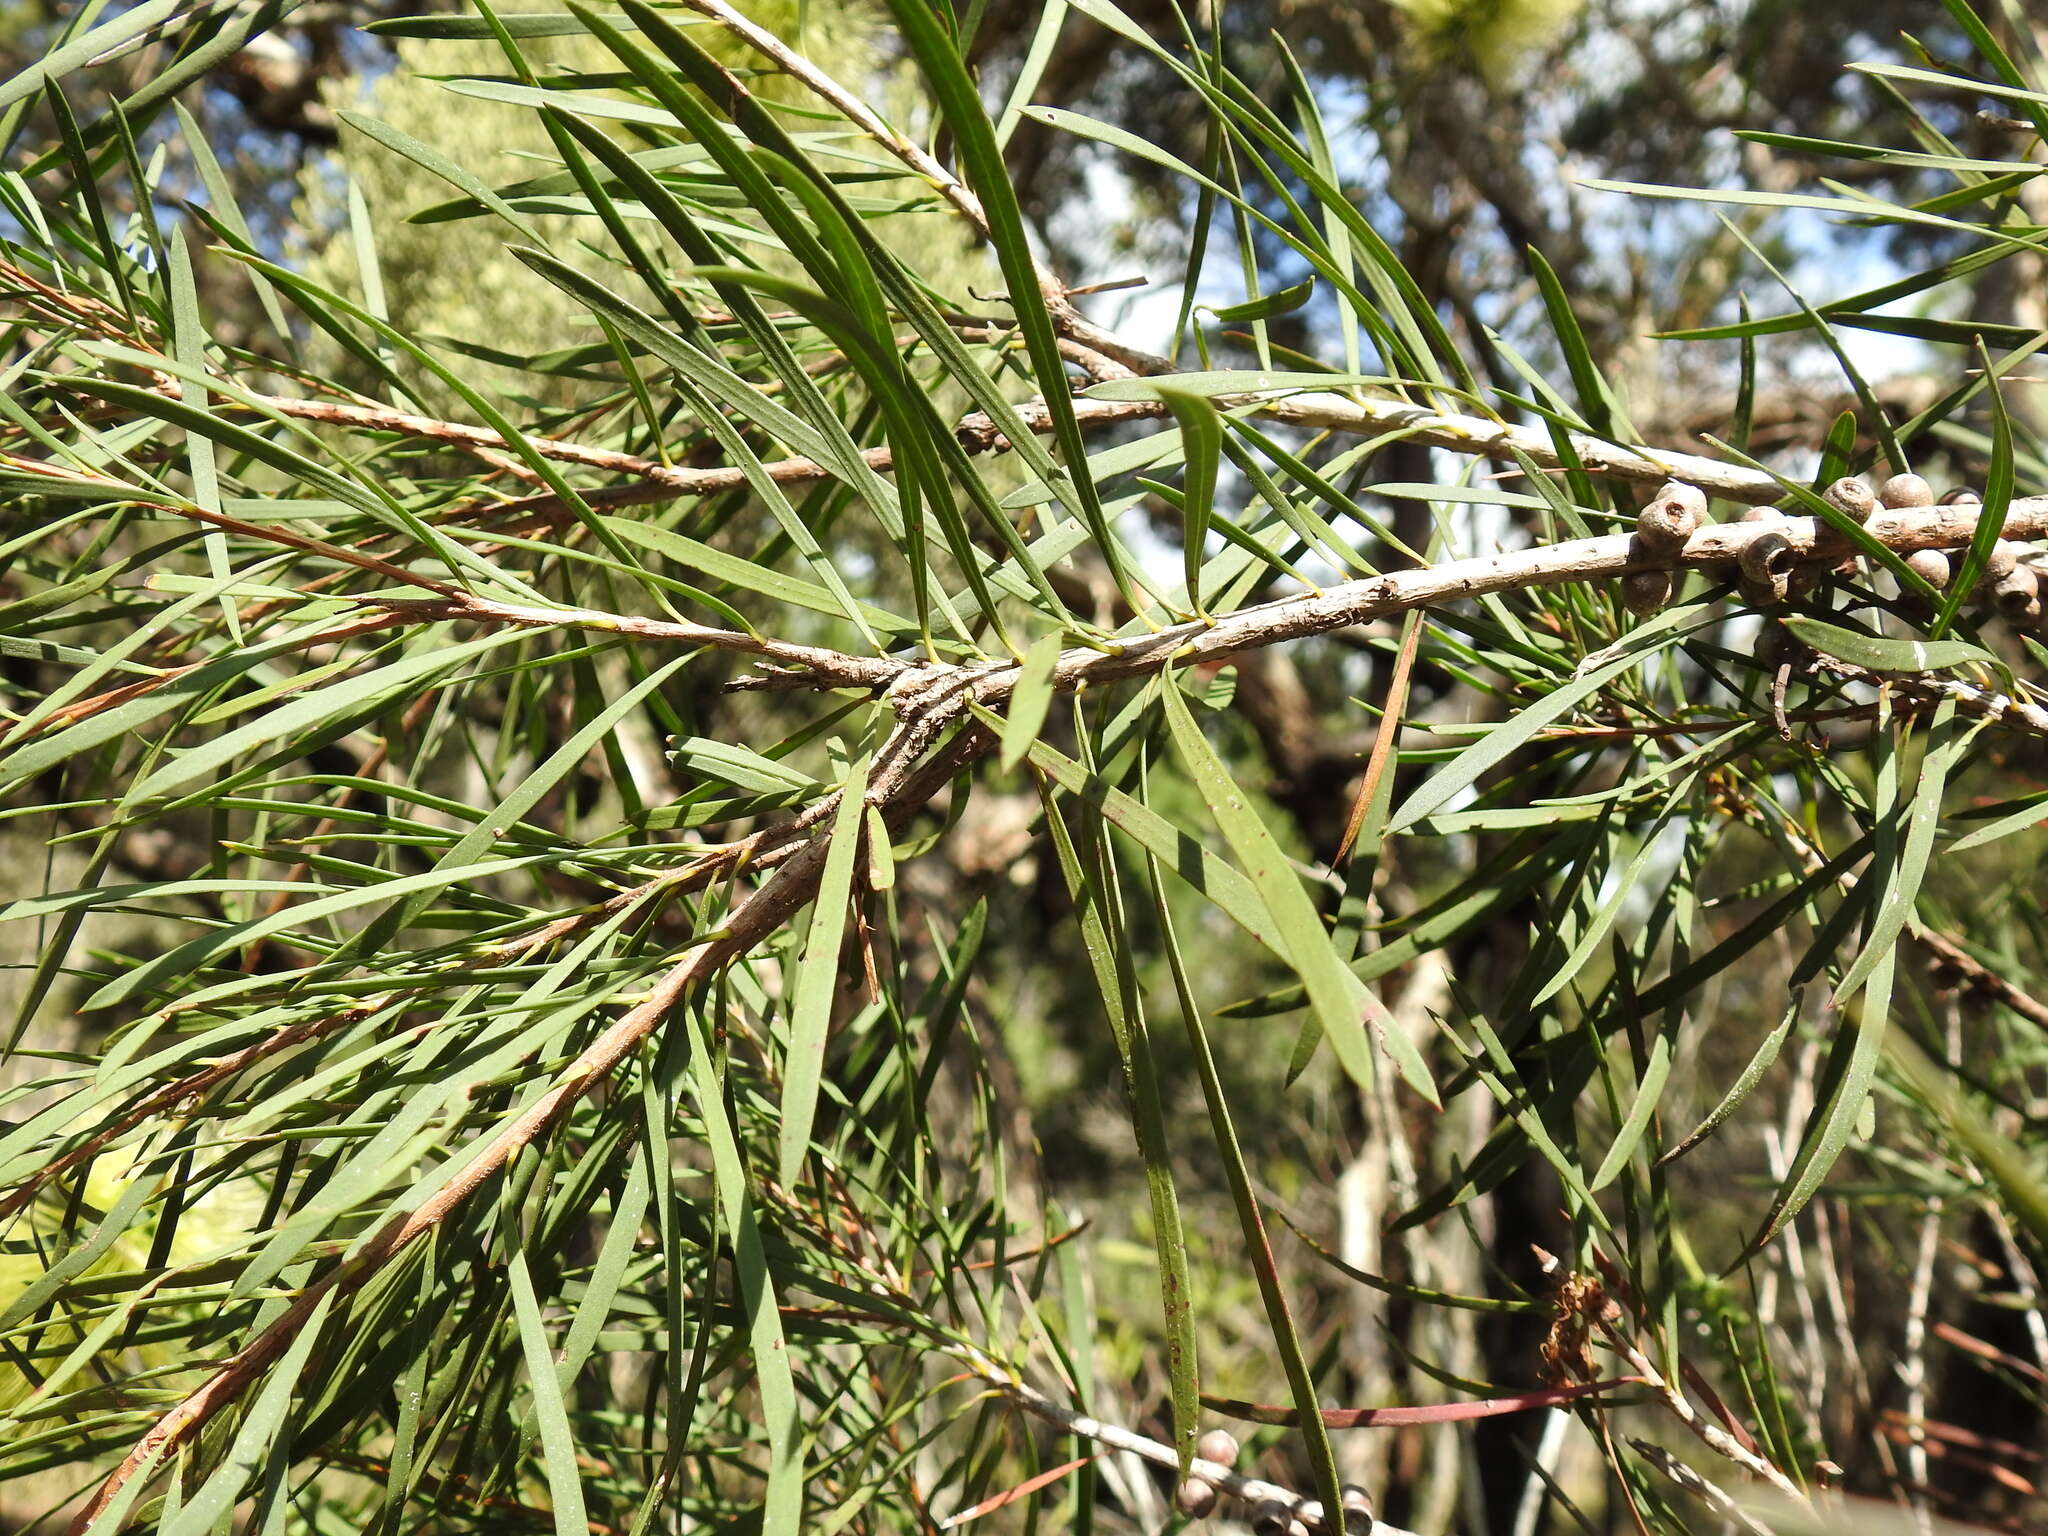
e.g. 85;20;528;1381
1904;549;1952;589
1879;472;1935;509
1740;528;1794;606
1176;1479;1219;1518
1249;1498;1292;1535
1940;487;1982;506
1994;563;2041;623
1740;504;1785;524
1982;542;2020;582
1636;481;1705;550
1620;569;1672;615
1196;1430;1240;1468
1824;477;1877;522
1341;1486;1374;1535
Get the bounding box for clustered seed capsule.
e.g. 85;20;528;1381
1621;569;1672;615
1879;471;1934;509
1611;476;2040;632
1995;563;2041;623
1824;477;1877;522
1756;622;1792;668
1888;494;2048;635
1786;561;1828;600
1739;528;1794;607
1636;480;1705;551
1175;1479;1219;1519
1197;1429;1240;1468
1904;548;1952;589
1249;1498;1292;1535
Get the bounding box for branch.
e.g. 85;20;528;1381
0;248;1810;530
434;396;1158;529
409;367;1800;531
367;594;902;689
725;497;2048;713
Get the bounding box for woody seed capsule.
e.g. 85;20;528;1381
1249;1499;1292;1535
1740;528;1794;606
1621;569;1672;615
1879;472;1935;509
1824;477;1878;522
1741;504;1786;524
1175;1479;1219;1518
1904;549;1952;589
1983;542;2020;581
1197;1430;1240;1468
1636;488;1701;550
1994;563;2040;622
1653;479;1708;518
1940;487;1982;506
1741;574;1790;607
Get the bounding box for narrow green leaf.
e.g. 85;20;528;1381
1155;389;1223;615
1590;1027;1672;1191
1209;278;1315;323
1834;708;1973;1012
690;1021;805;1536
0;0;186;113
884;0;1138;606
1145;840;1344;1512
1388;652;1638;835
131;628;529;803
1038;782;1198;1470
1660;993;1801;1165
337;109;542;241
1730;953;1894;1269
1779;617;1992;674
1001;632;1067;772
778;757;872;1190
1937;339;2014;637
161;1293;333;1536
1888;1029;2048;1250
509;1252;591;1536
81;854;553;1011
1160;674;1434;1103
991;709;1281;953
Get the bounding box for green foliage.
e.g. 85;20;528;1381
4;3;2048;1535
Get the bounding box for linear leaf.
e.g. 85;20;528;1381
778;756;871;1190
1160;673;1435;1103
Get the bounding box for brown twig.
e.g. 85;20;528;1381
715;497;2048;717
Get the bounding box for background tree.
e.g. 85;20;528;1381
5;4;2048;1536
